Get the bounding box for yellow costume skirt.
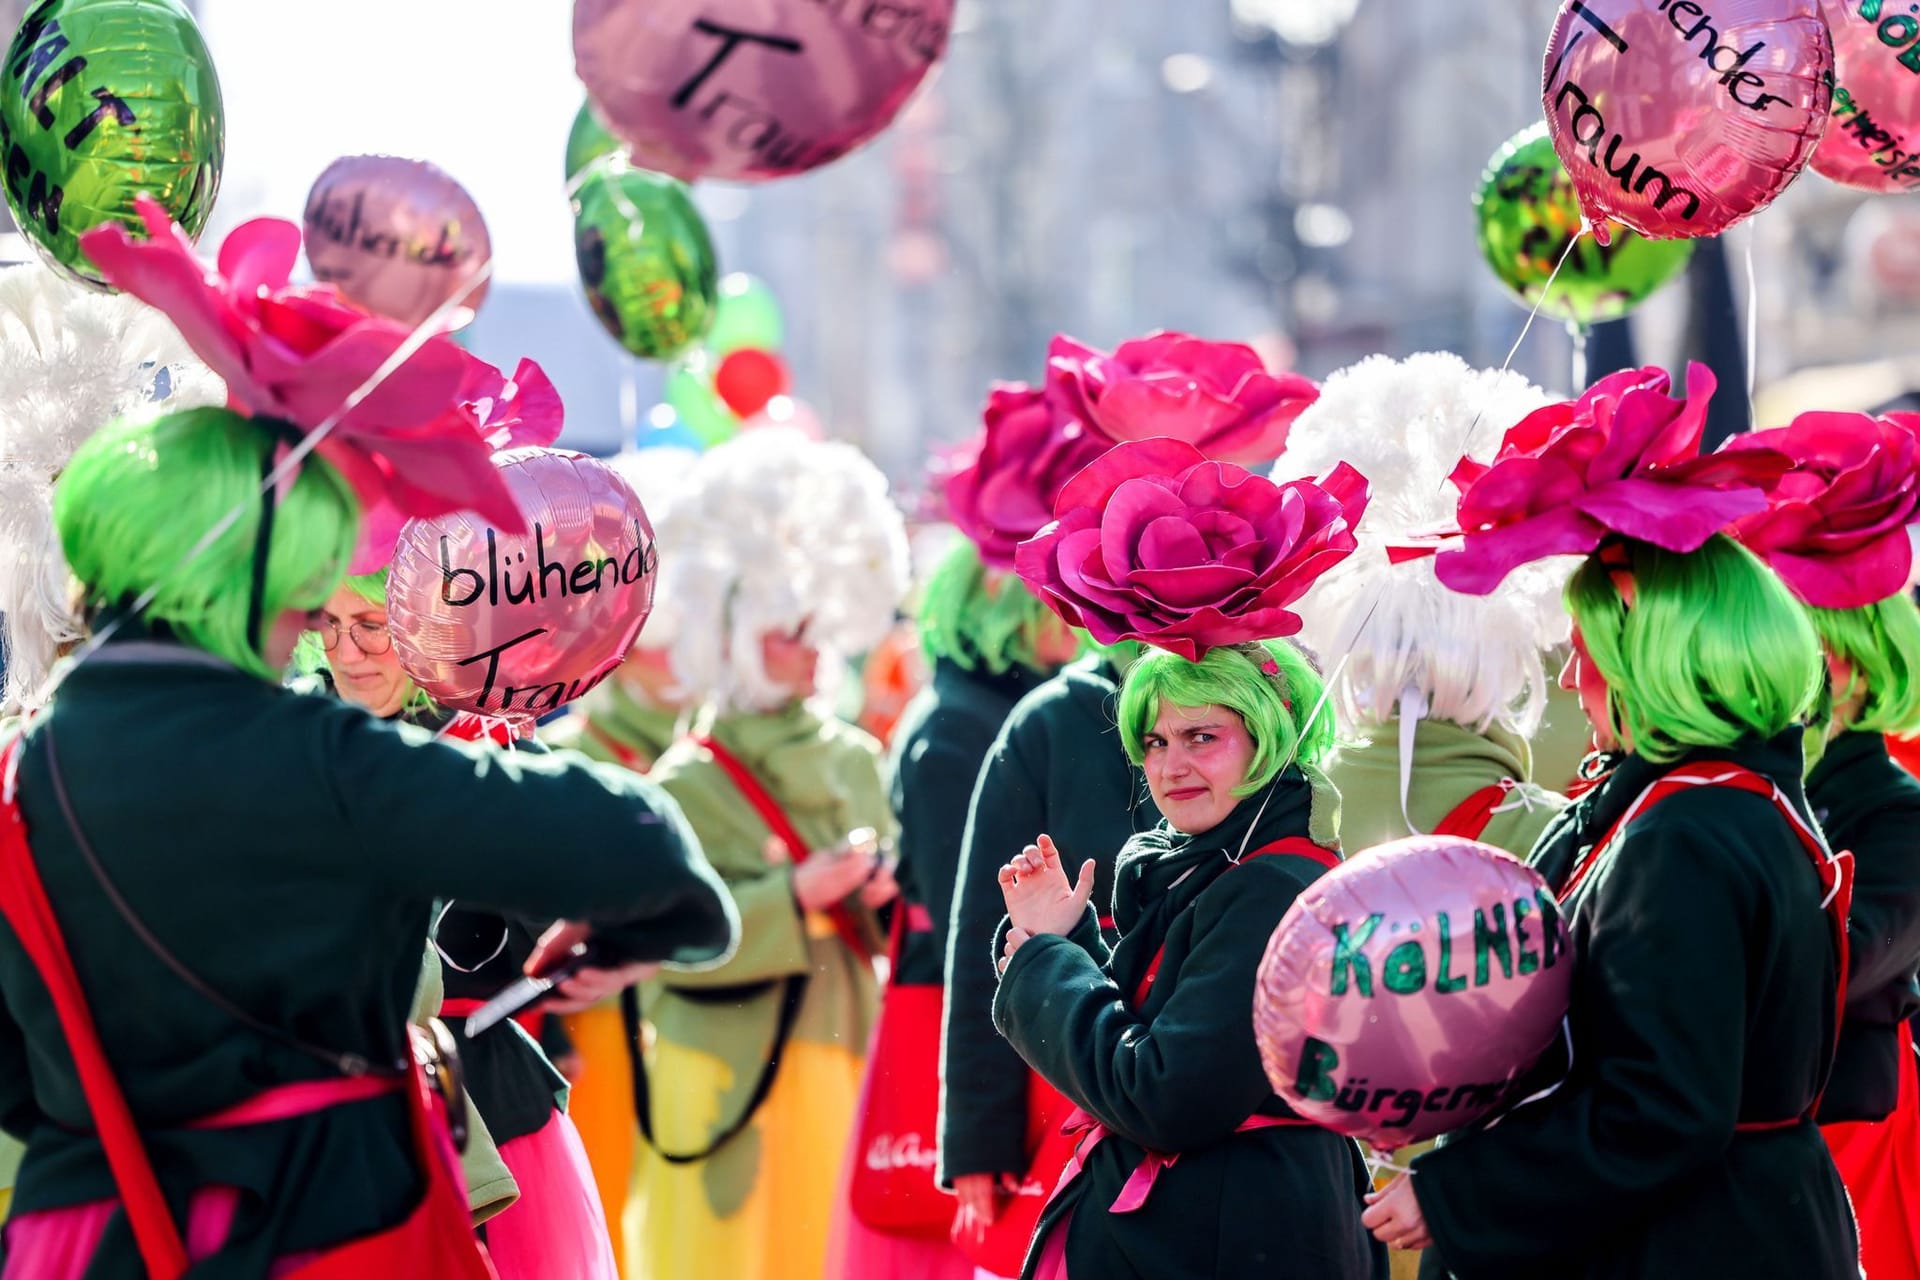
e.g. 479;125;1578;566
626;1036;863;1280
564;1002;639;1279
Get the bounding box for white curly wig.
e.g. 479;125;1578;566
650;428;910;713
1273;352;1574;737
605;444;701;655
0;265;224;713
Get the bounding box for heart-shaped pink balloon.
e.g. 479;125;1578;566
386;449;657;724
573;0;954;183
1541;0;1834;241
1812;0;1920;192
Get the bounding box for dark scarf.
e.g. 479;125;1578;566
1111;769;1318;939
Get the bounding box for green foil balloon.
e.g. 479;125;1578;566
704;272;785;356
1474;123;1693;330
663;350;740;447
571;155;718;361
565;97;622;184
1;0;223;289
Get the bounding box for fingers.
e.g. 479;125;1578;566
525;920;592;977
1036;833;1060;872
763;835;791;865
1068;859;1097;911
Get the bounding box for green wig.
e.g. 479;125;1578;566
1808;593;1920;736
1566;535;1822;763
1117;639;1334;795
55;407;359;681
919;540;1082;676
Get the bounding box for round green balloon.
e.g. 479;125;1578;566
664;350;740;447
704;272;785;356
1;0;224;289
571;155;718;362
1474;123;1693;329
565;97;622;185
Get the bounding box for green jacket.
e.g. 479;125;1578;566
640;701;893;1149
553;679;683;773
1806;729;1920;1124
1329;719;1566;860
939;657;1159;1185
1414;732;1858;1279
0;640;734;1277
993;776;1382;1280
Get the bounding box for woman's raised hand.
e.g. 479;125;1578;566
997;833;1096;938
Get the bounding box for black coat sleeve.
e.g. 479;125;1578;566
1412;815;1755;1272
318;710;737;968
1840;794;1920;1011
991;861;1295;1152
899;725;989;986
938;716;1047;1184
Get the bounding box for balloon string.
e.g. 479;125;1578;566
1743;232;1759;429
1364;1148;1414;1184
1453;230;1585;470
21;253;498;710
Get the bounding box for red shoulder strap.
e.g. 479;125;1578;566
0;746;190;1278
1433;781;1515;842
693;735;874;962
582;719;650;771
1132;837;1340;1007
1563;762;1853;1128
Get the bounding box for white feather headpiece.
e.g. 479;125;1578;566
651;428;910;713
1273;352;1574;736
604;445;701;655
0;265;224;713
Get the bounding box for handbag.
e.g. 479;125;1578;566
847;903;954;1237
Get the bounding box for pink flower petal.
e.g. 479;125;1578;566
1437;508;1607;595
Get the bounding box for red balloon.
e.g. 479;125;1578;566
1541;0;1834;242
713;348;791;419
1813;0;1920;192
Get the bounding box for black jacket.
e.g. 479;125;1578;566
889;658;1046;987
938;657;1157;1185
1807;729;1920;1124
1414;732;1859;1279
992;782;1384;1280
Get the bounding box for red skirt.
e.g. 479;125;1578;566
1823;1022;1920;1280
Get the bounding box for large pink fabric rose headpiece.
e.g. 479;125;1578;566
79;197;561;572
1045;331;1319;467
1014;437;1369;660
1432;364;1790;596
940;384;1109;570
1723;413;1920;610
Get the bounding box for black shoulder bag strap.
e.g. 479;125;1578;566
43;725;408;1079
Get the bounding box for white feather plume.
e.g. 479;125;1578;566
651;428;910;713
604;445;701;654
1274;352;1575;735
0;264;225;712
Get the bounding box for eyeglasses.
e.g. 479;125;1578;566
317;618;393;655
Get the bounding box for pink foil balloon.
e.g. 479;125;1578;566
572;0;954;183
1541;0;1834;241
303;155;492;330
1813;0;1920;191
1254;836;1573;1151
387;448;658;724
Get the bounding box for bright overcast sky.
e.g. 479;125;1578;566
199;0;584;284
